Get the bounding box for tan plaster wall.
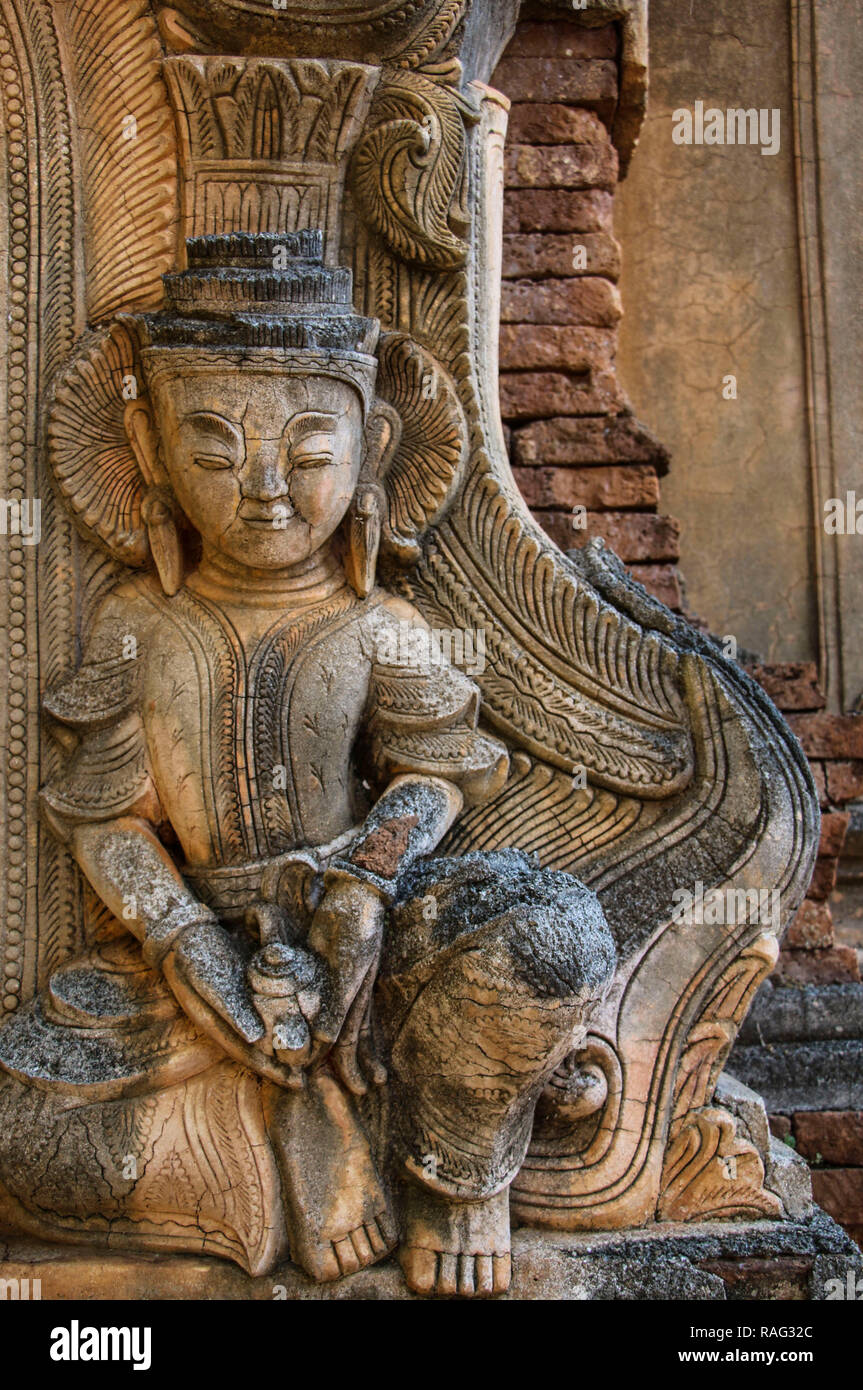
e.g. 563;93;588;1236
616;0;817;664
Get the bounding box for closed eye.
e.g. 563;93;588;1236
292;452;334;470
194;454;234;471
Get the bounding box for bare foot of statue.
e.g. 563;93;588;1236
298;1208;399;1283
265;1069;398;1283
399;1180;512;1297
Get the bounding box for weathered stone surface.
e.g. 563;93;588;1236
731;1040;863;1114
501;234;621;281
500;368;623;419
774;947;860;988
0;1;824;1299
614;0;819;671
738;983;863;1045
747;662;826;713
493;57;619;108
786;900;834;951
794;1111;863;1167
503;189;615;234
504;143;618;191
512;412;669;469
507;103;610;147
513;464;659;511
2;1214;859;1300
499;324;616;372
714;1072;772;1166
501;277;622;327
767;1136;814;1221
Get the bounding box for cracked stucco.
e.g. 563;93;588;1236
615;0;818;664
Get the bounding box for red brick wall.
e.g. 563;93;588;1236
491;20;681;613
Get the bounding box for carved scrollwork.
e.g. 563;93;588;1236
657;933;782;1222
155;0;466;68
164;56;377;248
351;66;471;270
658;1105;783;1223
63;0;178;321
375;332;468;559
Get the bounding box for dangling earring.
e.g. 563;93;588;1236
345;485;382;599
142;489;183;597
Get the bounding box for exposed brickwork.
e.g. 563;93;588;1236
811;1170;863;1233
744;662;861;982
494;20;675;609
794;1111;863;1167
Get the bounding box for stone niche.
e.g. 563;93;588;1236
0;0;856;1300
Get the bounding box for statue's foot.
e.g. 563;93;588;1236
399;1181;511;1297
297;1208;399;1283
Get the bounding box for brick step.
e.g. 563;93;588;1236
537;508;680;563
513;463;659;510
504;142;618;191
502;233;621;281
512;413;669;471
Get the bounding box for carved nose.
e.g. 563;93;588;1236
240;442;289;501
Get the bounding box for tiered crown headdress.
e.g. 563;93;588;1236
138;230;380;417
48;230;468;586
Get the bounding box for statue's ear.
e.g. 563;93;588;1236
362;399;402;483
123;397;164;489
123;397;182;597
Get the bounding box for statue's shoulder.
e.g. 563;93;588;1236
362;588;428;633
86;572;163;634
42;575;162;730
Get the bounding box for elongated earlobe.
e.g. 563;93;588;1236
125;400;182;596
141;489;183;597
345;486;383;599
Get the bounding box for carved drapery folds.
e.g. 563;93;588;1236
0;0;819;1259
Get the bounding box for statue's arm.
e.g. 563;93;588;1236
69;815;264;1045
303;773;462;1092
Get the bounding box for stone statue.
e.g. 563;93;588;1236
0;0;821;1299
0;232;615;1297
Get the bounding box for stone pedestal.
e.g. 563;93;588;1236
2;1212;859;1301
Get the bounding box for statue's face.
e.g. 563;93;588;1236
151;370;366;569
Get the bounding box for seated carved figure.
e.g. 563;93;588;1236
0;234;615;1297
